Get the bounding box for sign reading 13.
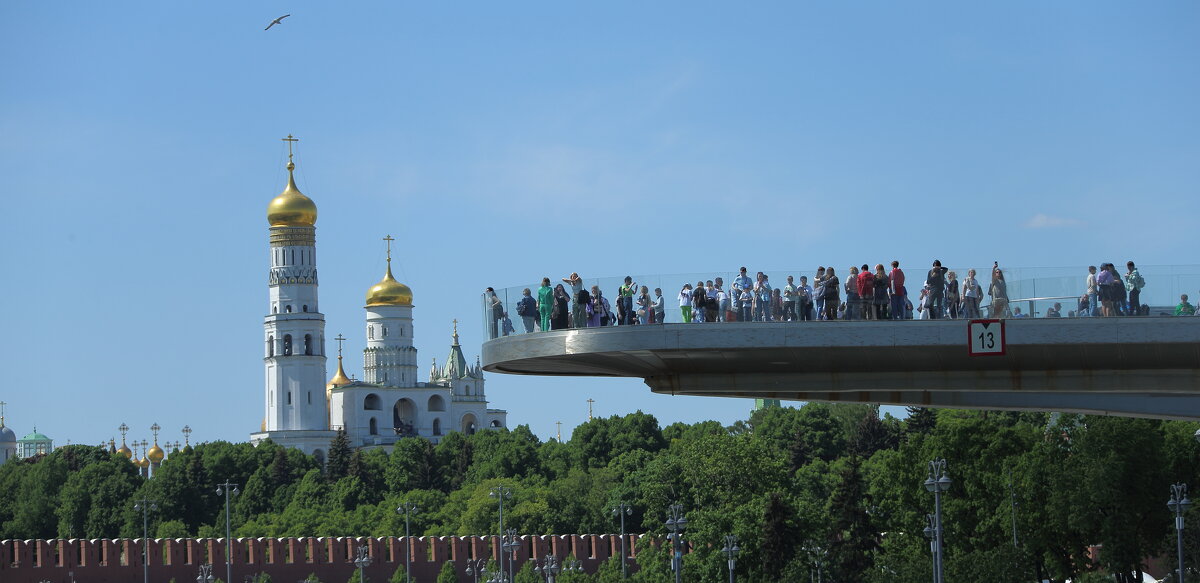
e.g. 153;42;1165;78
968;319;1006;356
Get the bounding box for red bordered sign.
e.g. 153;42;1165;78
968;319;1006;356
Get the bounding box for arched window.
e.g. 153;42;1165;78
287;391;292;405
364;394;382;410
304;334;313;356
285;305;292;313
302;305;308;312
491;420;502;428
283;335;293;356
369;417;378;435
433;418;442;436
273;305;278;314
268;335;275;357
465;384;472;396
428;395;446;412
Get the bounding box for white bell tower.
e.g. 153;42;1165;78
263;135;328;433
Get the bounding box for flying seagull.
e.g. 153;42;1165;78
265;14;290;31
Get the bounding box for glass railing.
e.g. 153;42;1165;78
481;265;1200;339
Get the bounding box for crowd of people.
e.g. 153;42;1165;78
483;260;1194;338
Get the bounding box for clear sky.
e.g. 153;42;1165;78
1;2;1197;449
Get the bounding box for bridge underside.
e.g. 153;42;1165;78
482;318;1200;420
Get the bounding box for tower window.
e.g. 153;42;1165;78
308;391;311;404
303;305;308;312
382;326;388;338
283;334;293;356
268;335;275;357
287;391;292;405
286;305;292;313
304;334;313;356
273;305;278;314
369;326;374;339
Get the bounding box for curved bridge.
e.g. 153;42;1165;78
482;318;1200;420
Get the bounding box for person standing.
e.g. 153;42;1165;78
618;276;637;326
678;283;694;323
485;287;504;339
814;267;827;320
586;285;605;327
962;269;980;319
551;284;571;330
755;274;773;321
798;276;814;321
889;261;906;320
1124;261;1145;316
945;270;961;319
653;287;666;324
692;281;709;323
823;267;840;321
989;265;1010;318
738;285;753;323
873;264;890;320
516;288;538;333
782;276;798;322
537;278;554;332
1085;266;1098;317
857;264;875;320
637;285;652;324
564;273;586;328
925;260;949;320
844;266;860;320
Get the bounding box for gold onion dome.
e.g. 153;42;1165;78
266;161;318;227
147;444;165;464
328;357;353;388
365;263;413;307
137;456;150;469
117;443;132;459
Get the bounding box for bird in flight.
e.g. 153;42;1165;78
265;14;291;31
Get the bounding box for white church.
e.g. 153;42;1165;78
249;143;506;460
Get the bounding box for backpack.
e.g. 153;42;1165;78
693;288;707;308
1135;273;1146;289
577;289;591;306
515;298;527;316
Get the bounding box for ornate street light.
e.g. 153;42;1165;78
354;545;372;583
1169;483;1193;583
664;503;688;583
922;514;938;583
133;498;157;583
612;503;632;579
216;481;240;583
534;554;582;583
465;558;490;583
502;528;520;582
924;459;951;583
196;563;215;583
490;486;512;580
722;535;740;583
396;501;419;583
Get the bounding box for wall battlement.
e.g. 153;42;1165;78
0;534;660;582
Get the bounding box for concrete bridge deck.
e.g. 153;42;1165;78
481;318;1200;420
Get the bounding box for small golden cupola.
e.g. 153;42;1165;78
266;135;318;227
365;235;413;307
146;423;165;464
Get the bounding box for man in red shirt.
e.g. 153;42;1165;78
857;264;875;320
889;260;906;320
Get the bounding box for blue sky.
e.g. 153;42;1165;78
1;2;1197;449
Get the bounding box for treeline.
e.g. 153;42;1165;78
2;406;1199;583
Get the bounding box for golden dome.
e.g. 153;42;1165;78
365;263;413;307
267;162;318;227
147;444;165;464
137;456;150;469
117;443;132;459
327;357;352;388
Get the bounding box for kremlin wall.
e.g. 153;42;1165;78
0;533;669;582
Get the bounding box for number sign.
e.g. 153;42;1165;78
968;319;1006;356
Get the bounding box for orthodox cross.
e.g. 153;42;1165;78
556;421;562;442
0;400;5;424
118;423;129;442
335;334;347;358
182;425;192;446
150;422;160;442
383;234;395;262
282;134;299;163
587;398;595;420
452;318;459;344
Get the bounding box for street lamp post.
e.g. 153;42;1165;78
922;514;938;583
133;498;157;583
722;535;740;583
612;503;632;579
216;481;240;583
1169;483;1192;583
396;501;419;583
664;503;688;583
490;485;512;581
354;545;372;583
465;558;489;583
924;459;951;583
502;528;520;582
196;563;215;583
534;554;582;583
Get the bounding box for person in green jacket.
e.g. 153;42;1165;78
537;277;554;331
1176;294;1195;316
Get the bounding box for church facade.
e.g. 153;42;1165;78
249;143;506;460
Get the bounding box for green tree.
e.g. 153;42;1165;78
388;563;408;583
327;429;352;481
826;455;876;582
436;560;458;583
